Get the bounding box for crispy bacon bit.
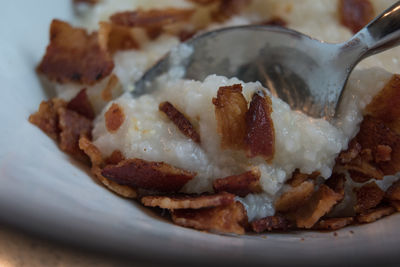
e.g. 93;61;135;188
390;200;400;211
213;84;247;150
78;136;103;166
212;0;252;22
67;89;95;120
354;182;385;213
338;140;361;164
104;150;125;166
29;99;66;140
159;101;200;143
287;170;320;187
259;17;287;27
110;8;195;28
338;0;374;33
275;181;315;213
99;22;140;54
250;215;290;233
178;29;196;42
58;108;92;160
313;217;354;231
38;20;114;85
356;116;400;176
141;192;234;209
245;92;275;161
325;173;346;199
93;166;138;198
293;185;342;229
171;202;248;234
101;74;120;102
386;180;400;201
105;103;125;133
366;75;400;134
375;145;392;163
102;159;195;192
212;168;261;197
356;206;395;223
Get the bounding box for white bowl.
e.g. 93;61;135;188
0;1;399;266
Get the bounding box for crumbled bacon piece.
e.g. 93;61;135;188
101;74;120;102
338;140;361;164
67;89;95;120
78;136;103;166
325;173;346;199
313;217;354;231
213;84;247;150
390;200;400;211
354;182;385;213
213;168;261;197
105;103;125;133
110;8;195;28
102;159;195;192
293;185;342;229
104;150;125;166
356;206;395;223
356;116;400;176
58;108;92;160
250;215;290;233
365;75;400;134
212;0;252;22
29;99;66;140
338;0;374;33
171;202;248;234
38;20;114;85
386;180;400;201
99;22;140;54
159;101;200;143
93;166;138;198
275;181;315;213
375;145;392;163
79;136;137;198
287;170;320;187
141;192;234;209
245;92;275;161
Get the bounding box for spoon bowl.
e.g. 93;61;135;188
134;2;400;120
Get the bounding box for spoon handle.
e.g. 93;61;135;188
353;1;400;58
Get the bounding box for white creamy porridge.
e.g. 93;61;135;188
55;0;400;221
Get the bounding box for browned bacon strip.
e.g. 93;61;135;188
250;215;290;233
102;159;196;192
213;84;247;150
159;101;200;143
313;217;354;231
29;99;66;140
293;185;342;229
245;92;275;161
338;0;374;33
386;179;400;201
325;173;346;200
212;0;252;22
354;182;385;213
141;192;235;209
67;89;95;120
356;206;395;223
213;168;261;197
99;22;140;54
171;202;248;234
275;181;315;213
110;8;195;28
38;20;114;85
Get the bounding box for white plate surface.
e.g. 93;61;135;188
0;1;399;266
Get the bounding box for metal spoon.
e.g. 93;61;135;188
134;2;400;120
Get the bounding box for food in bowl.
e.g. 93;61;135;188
29;0;400;234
